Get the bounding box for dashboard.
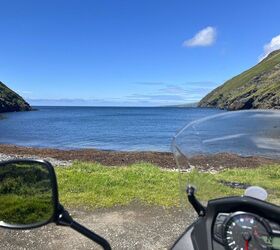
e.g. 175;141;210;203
213;212;280;250
172;196;280;250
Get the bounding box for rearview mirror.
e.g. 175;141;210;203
0;159;58;229
0;159;111;249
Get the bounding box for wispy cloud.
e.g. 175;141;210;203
21;90;33;94
28;81;218;107
133;81;166;86
158;85;187;94
259;34;280;61
160;82;217;94
17;90;33;96
126;93;186;101
125;81;218;105
183;26;217;47
27;97;184;107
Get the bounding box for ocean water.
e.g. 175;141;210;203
0;106;223;152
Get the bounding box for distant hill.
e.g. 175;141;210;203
0;81;31;113
164;102;198;108
198;49;280;110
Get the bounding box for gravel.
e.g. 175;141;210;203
0;153;72;167
0;204;196;250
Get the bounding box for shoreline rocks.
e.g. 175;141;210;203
0;144;278;171
0;153;72;167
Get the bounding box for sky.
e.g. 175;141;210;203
1;0;280;106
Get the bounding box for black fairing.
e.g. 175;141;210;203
172;196;280;250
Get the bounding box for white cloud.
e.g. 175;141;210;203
183;26;217;47
259;34;280;61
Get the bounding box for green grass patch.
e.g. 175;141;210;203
56;162;181;208
0;194;53;224
216;165;280;204
56;162;280;209
0;162;54;224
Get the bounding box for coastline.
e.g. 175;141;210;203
0;144;278;170
0;144;174;168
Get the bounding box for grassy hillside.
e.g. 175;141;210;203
199;49;280;110
0;81;31;113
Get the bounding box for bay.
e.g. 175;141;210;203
0;106;223;152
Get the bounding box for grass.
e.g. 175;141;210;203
2;162;279;224
0;194;53;224
56;162;280;209
216;166;280;204
0;162;55;224
56;162;181;208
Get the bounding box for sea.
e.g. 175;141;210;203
0;106;224;152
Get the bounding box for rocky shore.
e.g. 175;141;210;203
0;144;278;171
0;144;174;168
0;153;72;167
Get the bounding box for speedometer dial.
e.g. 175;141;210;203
223;212;272;250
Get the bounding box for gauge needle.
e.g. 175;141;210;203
245;240;249;250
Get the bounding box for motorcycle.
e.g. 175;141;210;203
171;110;280;250
1;110;280;250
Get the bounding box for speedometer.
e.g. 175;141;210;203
223;212;272;250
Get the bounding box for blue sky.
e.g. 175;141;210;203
1;0;280;106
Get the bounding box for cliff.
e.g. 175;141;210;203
199;49;280;110
0;81;32;113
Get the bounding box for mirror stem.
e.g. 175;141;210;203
56;205;112;250
186;185;206;217
70;221;112;250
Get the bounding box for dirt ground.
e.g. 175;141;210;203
0;204;195;250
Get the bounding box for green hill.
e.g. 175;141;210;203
0;81;31;113
198;49;280;110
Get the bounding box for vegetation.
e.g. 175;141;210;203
0;81;31;113
1;161;280;224
0;162;54;225
55;162;280;208
217;165;280;204
56;162;181;208
0;195;53;225
199;49;280;110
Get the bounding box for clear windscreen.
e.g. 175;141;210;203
172;110;280;208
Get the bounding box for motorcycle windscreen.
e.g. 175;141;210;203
172;110;280;209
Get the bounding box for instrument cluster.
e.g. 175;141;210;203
213;212;280;250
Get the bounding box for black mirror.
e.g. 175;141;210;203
0;159;58;229
0;159;111;250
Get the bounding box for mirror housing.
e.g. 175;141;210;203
0;159;112;250
0;159;59;229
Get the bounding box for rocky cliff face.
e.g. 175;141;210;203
0;81;32;113
198;49;280;110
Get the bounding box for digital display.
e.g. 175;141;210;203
272;237;280;250
261;235;280;249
